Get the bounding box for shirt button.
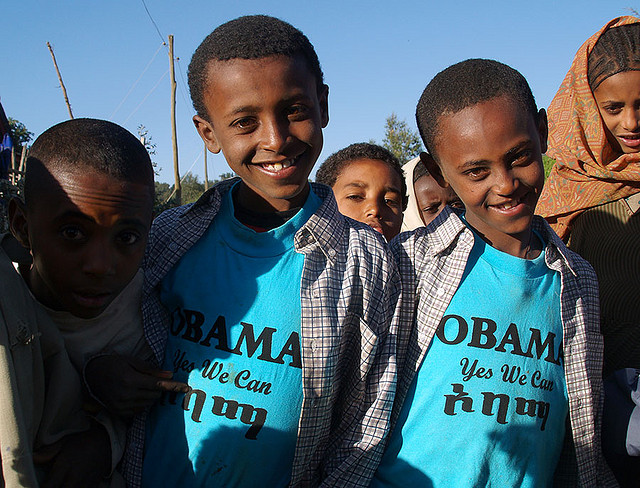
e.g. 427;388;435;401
328;249;336;258
436;288;445;297
575;397;582;408
169;242;178;251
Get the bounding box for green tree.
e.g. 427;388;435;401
137;124;160;176
153;171;236;215
381;113;423;163
8;118;33;147
7;118;33;168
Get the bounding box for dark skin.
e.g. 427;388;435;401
84;355;190;418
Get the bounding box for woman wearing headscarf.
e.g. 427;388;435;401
536;16;640;486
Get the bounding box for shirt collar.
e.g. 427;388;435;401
413;205;472;257
413;208;579;277
294;182;345;264
182;179;345;264
531;215;580;277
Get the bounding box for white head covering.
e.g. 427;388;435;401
400;156;425;232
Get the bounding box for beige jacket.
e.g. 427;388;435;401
0;235;89;486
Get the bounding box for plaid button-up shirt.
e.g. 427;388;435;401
121;179;401;487
390;207;615;487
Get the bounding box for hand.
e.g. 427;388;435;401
35;421;111;488
85;355;190;418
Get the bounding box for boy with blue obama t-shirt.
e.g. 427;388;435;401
375;60;613;487
122;15;401;488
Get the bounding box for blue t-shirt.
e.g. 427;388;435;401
374;228;568;488
142;186;321;488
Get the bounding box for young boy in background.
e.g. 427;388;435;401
412;160;462;226
109;16;401;488
9;118;187;484
316;142;407;241
400;156;461;231
374;59;612;486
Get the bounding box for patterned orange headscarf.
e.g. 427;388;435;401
536;16;640;240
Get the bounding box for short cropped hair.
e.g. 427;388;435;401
24;118;154;206
416;59;538;159
316;142;408;210
413;159;430;184
588;23;640;90
188;15;324;121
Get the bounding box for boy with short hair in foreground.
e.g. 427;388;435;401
316;142;407;241
9;118;186;484
117;15;400;488
374;59;612;486
1;118;162;486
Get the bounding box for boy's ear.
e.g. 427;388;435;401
537;108;548;154
420;152;448;189
8;198;31;249
318;84;329;128
193;115;221;154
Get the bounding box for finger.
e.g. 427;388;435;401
128;357;173;378
155;379;191;393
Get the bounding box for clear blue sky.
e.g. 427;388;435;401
1;1;636;184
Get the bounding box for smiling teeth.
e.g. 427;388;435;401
262;159;293;172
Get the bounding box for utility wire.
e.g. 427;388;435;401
141;0;165;44
139;0;191;115
110;42;165;119
123;69;169;124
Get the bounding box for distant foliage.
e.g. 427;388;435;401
381;113;423;164
137;124;159;176
8;118;33;147
153;171;236;215
1;119;30;232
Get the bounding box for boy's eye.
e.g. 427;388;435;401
385;197;401;208
117;231;141;246
511;149;535;168
60;226;85;241
449;199;464;209
422;204;440;214
232;117;258;131
465;167;488;180
286;104;309;119
345;194;364;202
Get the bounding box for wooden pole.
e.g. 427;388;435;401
18;145;27;172
46;42;74;119
168;35;181;205
10;146;15;184
203;143;209;191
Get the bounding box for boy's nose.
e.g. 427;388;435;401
259;117;289;153
495;170;518;195
82;240;116;277
365;199;383;218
